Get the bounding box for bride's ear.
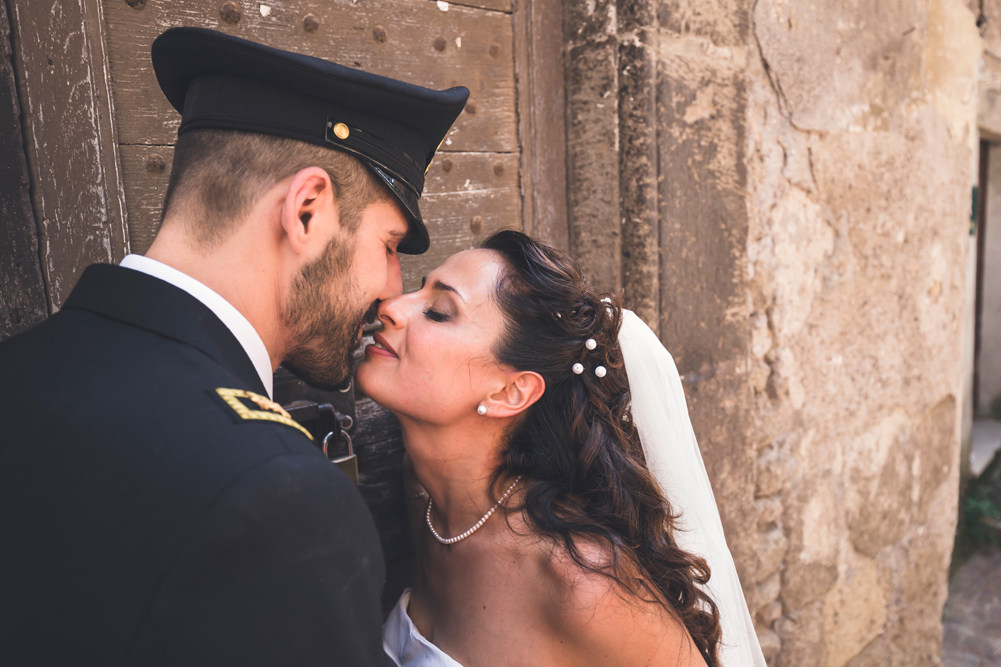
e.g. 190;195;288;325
486;371;545;418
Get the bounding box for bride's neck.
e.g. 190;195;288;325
400;418;512;533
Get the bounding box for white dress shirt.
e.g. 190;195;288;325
120;254;274;398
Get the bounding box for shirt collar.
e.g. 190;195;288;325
119;254;274;398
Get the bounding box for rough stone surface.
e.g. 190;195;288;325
562;0;980;664
746;2;976;664
563;0;622;295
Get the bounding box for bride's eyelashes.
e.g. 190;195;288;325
423;308;451;323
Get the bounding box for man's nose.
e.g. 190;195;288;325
378;254;403;301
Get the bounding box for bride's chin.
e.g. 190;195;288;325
355;366;394;408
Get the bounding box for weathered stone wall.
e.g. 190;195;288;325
563;0;980;664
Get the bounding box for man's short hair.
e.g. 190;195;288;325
161;129;393;246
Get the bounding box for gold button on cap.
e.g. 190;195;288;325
333;122;350;140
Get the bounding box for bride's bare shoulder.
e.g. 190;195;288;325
534;540;708;667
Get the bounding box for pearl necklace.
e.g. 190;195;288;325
425;475;523;545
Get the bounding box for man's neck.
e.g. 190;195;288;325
144;222;286;371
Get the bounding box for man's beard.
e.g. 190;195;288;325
281;234;379;389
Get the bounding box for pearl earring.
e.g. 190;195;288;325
477;405;487;415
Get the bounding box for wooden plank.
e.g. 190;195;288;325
446;0;512;14
0;2;47;341
512;0;568;248
410;152;522;286
121;145;521;280
103;0;517;152
7;0;129;309
404;188;520;289
119;145;171;253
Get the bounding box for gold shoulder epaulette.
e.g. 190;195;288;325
215;388;313;440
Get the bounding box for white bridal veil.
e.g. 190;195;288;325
617;309;766;667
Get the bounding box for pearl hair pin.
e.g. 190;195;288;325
595;366;607;378
585;338;597;350
477;404;487;415
426;475;523;544
572;363;584;375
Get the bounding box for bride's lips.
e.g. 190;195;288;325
366;332;398;359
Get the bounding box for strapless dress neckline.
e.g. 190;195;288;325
383;588;464;667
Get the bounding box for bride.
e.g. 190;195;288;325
356;230;765;666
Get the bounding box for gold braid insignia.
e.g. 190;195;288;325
215;388;313;440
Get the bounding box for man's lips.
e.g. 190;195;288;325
367;332;398;358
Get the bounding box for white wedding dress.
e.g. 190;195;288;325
383;310;766;667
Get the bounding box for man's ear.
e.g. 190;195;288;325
485;371;545;418
281;167;337;253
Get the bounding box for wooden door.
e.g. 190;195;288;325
105;0;517;289
2;0;566;608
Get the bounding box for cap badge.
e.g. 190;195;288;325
332;122;350;140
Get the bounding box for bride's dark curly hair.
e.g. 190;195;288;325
482;230;721;665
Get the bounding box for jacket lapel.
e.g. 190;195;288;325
63;264;268;396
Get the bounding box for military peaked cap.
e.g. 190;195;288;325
151;27;469;254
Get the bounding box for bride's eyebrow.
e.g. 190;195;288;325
420;275;464;302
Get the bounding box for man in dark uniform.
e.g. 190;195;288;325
0;28;467;666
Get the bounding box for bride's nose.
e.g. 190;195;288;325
377;293;407;329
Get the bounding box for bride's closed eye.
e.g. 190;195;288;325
423;308;451;323
419;275;458;323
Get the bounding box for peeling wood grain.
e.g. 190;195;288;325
7;0;128;310
102;0;517;152
437;0;512;14
7;0;129;308
118;144;171;253
0;2;46;340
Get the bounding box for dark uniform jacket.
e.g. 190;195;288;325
0;264;385;666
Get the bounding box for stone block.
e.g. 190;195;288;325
758;628;782;664
844;412;914;558
782;562;837;612
753;0;926;133
756;495;783;529
755;571;782;611
655;31;749;375
756;448;787;497
563;39;621;294
757;599;783;628
822;558;887;667
751;311;772;359
776;602;824;667
657;0;749;47
756;526;789;583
